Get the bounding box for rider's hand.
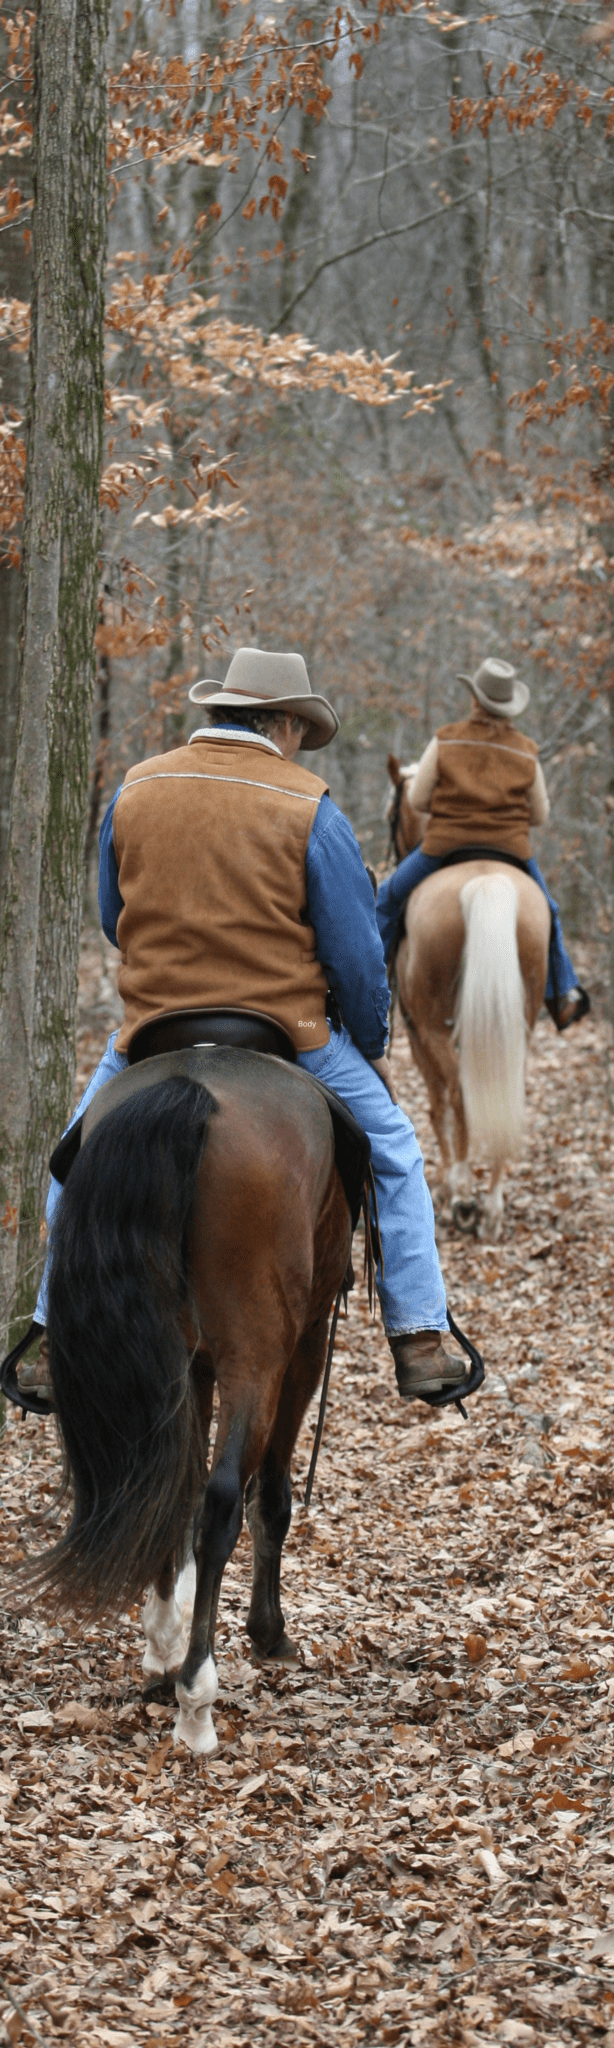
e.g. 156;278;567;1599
370;1054;397;1103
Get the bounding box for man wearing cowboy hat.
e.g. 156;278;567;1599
19;646;464;1409
377;657;589;1031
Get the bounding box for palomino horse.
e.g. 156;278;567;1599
386;761;550;1238
34;1050;352;1754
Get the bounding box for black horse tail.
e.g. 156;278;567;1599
38;1076;215;1617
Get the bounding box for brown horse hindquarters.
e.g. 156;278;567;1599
399;863;549;1235
188;1064;348;1453
404;862;549;1022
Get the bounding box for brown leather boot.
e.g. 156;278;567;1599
390;1329;468;1402
16;1332;54;1407
545;986;590;1033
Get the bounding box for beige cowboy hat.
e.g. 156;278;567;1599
189;647;339;751
458;657;530;719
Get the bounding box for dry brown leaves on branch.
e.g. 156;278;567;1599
450;48;614;142
0;287;441;548
104;287;434;413
1;932;613;2047
510;321;614;433
0;415;25;551
2;1;413;210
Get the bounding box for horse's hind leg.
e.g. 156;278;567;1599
174;1341;291;1753
174;1429;245;1755
480;1162;505;1241
246;1312;330;1664
143;1349;214;1687
418;1022;479;1232
143;1555;188;1678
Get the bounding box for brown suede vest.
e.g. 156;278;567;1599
421;711;539;860
113;735;330;1055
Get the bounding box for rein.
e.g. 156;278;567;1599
304;1165;381;1506
388;778;405;866
304;1286;344;1508
385;774;411;1040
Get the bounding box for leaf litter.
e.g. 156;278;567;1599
0;929;613;2047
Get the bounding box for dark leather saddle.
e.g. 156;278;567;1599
128;1006;297;1065
48;1007;375;1240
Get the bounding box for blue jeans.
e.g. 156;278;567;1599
35;1033;128;1325
36;1024;447;1342
298;1025;447;1337
376;849;577;1005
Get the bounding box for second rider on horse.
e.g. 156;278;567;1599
377;657;589;1033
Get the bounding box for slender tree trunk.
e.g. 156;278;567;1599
13;0;110;1337
278;104;319;330
84;639;112;877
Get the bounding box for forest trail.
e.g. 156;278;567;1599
0;931;612;2048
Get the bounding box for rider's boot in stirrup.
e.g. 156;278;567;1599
16;1331;54;1407
545;986;590;1032
390;1329;467;1402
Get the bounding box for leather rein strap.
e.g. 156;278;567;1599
304;1287;344;1508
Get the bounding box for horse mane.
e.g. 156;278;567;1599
386;761;421;860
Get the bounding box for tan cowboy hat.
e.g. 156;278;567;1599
458;657;530;719
189;647;339;751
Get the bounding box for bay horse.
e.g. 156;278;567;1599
36;1049;352;1755
386;760;549;1238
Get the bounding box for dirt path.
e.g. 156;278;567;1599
1;939;613;2048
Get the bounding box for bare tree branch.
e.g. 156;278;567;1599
278;167;522;327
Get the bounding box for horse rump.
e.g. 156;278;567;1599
456;871;526;1166
35;1077;215;1616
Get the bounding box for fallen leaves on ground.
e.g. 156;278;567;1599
1;933;613;2047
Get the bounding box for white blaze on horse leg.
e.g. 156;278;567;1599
480;1175;505;1241
142;1586;188;1676
174;1653;219;1756
449;1157;472;1200
174;1553;197;1621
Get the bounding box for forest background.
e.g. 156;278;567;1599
0;0;613;1341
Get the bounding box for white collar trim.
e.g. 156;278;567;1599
189;724;282;757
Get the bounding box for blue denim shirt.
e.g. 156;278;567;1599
98;733;390;1059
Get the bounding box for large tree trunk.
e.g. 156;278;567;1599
0;20;33;908
0;0;109;1349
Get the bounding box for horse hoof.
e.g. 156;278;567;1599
478;1214;502;1243
173;1704;218;1755
451;1196;480;1234
250;1632;300;1667
174;1654;219;1754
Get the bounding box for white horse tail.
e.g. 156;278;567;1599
456;872;526;1166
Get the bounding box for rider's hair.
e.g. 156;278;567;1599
208;707;306;740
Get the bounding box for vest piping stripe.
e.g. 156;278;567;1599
438;739;536;763
119;772;319;805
